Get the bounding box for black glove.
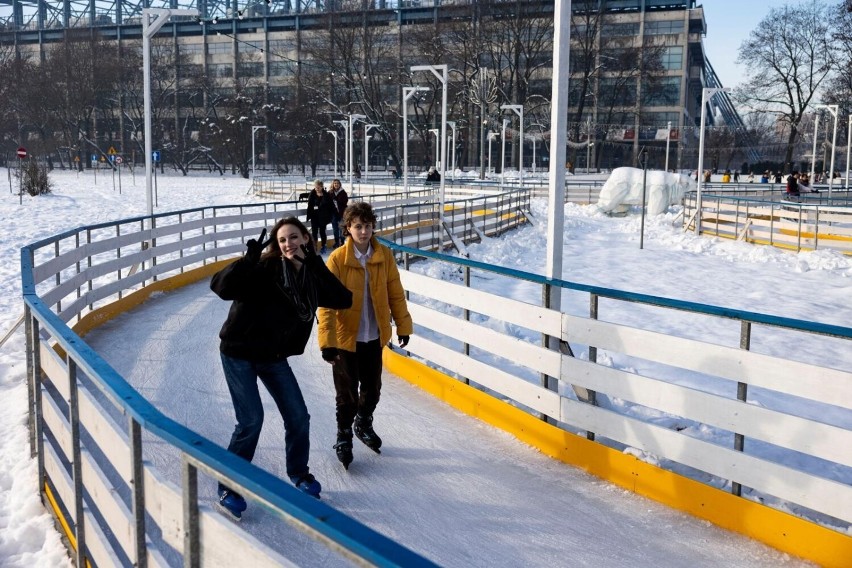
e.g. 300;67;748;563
246;228;272;263
295;242;322;267
398;335;410;348
321;348;339;362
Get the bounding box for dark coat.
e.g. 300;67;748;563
306;190;334;225
329;188;349;219
211;253;352;362
786;174;799;195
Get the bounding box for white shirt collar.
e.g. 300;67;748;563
353;242;373;260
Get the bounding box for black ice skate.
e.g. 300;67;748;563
353;414;382;454
334;427;354;469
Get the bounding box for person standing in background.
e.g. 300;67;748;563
328;178;349;249
306;180;334;253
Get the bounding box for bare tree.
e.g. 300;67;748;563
735;0;837;170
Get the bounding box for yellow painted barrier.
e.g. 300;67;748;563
384;347;852;568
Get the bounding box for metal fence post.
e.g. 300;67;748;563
182;458;199;568
130;417;147;568
732;320;751;497
68;359;87;567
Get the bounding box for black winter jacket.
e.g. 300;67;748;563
306;190;334;225
210;253;352;362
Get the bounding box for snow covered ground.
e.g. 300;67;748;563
1;167;848;566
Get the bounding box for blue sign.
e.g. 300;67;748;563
91;154;97;162
108;155;115;163
152;151;161;162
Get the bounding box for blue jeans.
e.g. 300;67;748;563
218;353;311;492
331;213;343;246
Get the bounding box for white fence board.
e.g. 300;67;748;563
408;303;560;378
143;463;184;551
562;357;852;467
40;341;69;400
44;443;74;522
401;270;560;334
406;335;560;417
199;506;296;567
42;394;72;463
563;314;852;409
79;386;131;480
80;448;134;558
560;397;852;524
83;506;124;568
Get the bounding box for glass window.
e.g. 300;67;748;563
207;42;233;55
660;46;683;71
601;22;639;37
642;77;681;106
208;63;232;78
644;20;685;35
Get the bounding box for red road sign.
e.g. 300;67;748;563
16;147;27;159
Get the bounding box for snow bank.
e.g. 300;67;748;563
597;167;694;215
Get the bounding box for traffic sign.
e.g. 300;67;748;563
91;154;97;162
115;156;123;165
108;146;117;155
74;156;80;162
152;151;161;162
16;147;27;159
108;155;115;163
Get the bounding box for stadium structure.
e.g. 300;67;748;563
0;0;755;172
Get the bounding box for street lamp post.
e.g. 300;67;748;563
500;118;509;188
402;86;430;193
428;129;440;169
348;114;366;187
696;87;730;235
487;131;499;176
846;115;852;191
665;120;672;172
815;104;839;196
502;104;524;187
333;119;348;181
326;130;338;175
364;123;379;182
447;120;457;181
640;148;649;250
251;125;267;179
143;7;197;217
586;142;594;174
411;63;448;223
811;112;820;186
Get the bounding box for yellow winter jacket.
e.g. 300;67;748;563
317;237;413;352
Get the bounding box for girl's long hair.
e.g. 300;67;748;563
260;217;312;261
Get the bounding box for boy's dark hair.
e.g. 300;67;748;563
342;201;377;228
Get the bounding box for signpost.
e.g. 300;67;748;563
116;156;123;194
152;150;160;206
16;147;26;204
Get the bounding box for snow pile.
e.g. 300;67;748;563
597;167;694;215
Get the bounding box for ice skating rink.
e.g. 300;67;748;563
84;278;809;568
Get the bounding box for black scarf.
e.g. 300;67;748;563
280;258;317;322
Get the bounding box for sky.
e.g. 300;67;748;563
0;168;848;565
699;0;799;90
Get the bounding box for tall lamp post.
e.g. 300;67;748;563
695;87;729;235
428;129;440;168
815;103;839;196
143;7;197;217
333;119;349;181
846;114;852;191
810;112;820;186
500;118;509;188
251;125;267;179
586;142;594;174
639;148;649;250
402;86;430;193
412;63;448;223
348;113;366;187
501;104;524;187
326;130;338;175
664;120;672;172
447;120;457;181
487;131;499;176
364;123;379;182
